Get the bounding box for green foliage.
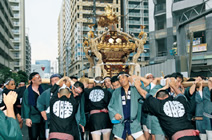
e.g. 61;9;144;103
0;66;12;84
17;70;28;83
0;66;28;85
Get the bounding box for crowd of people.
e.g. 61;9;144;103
0;71;212;140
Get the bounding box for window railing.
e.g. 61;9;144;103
128;5;141;8
157;51;167;57
129;21;141;24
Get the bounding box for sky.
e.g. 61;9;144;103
25;0;63;64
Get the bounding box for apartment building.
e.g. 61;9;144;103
122;0;150;66
0;0;14;69
9;0;26;72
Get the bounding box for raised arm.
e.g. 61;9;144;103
3;91;17;119
134;79;148;99
169;78;182;95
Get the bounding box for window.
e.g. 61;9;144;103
157;38;167;57
14;61;19;65
14;37;19;41
14;45;19;49
156;15;166;30
193;31;206;44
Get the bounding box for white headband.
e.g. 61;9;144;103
94;80;104;84
117;74;130;79
145;73;153;78
4;79;14;86
58;84;71;92
104;77;111;81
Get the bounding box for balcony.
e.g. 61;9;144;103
144;13;148;17
13;56;20;60
13;38;20;42
144;21;148;25
128;0;142;1
11;6;20;11
144;5;148;9
129;20;141;25
129;28;148;33
13;22;20;26
129;13;141;17
128;5;141;9
129;28;141;33
157;51;167;57
174;0;184;2
9;0;19;2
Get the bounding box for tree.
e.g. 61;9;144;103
0;66;28;85
0;66;12;84
17;70;28;83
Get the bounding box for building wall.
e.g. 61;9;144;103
58;10;63;74
147;0;212;76
9;0;26;71
58;0;71;76
0;0;14;69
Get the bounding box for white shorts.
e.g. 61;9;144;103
91;129;112;135
114;130;144;139
46;129;49;139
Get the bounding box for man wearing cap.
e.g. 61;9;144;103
49;81;79;140
37;74;61;139
84;76;112;140
22;72;45;140
108;72;146;140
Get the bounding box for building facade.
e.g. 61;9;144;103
25;35;31;75
148;0;212;77
0;0;14;69
122;0;150;66
58;0;121;77
9;0;26;71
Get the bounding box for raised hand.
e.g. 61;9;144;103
3;91;17;107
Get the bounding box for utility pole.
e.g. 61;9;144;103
188;31;193;77
93;0;97;34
